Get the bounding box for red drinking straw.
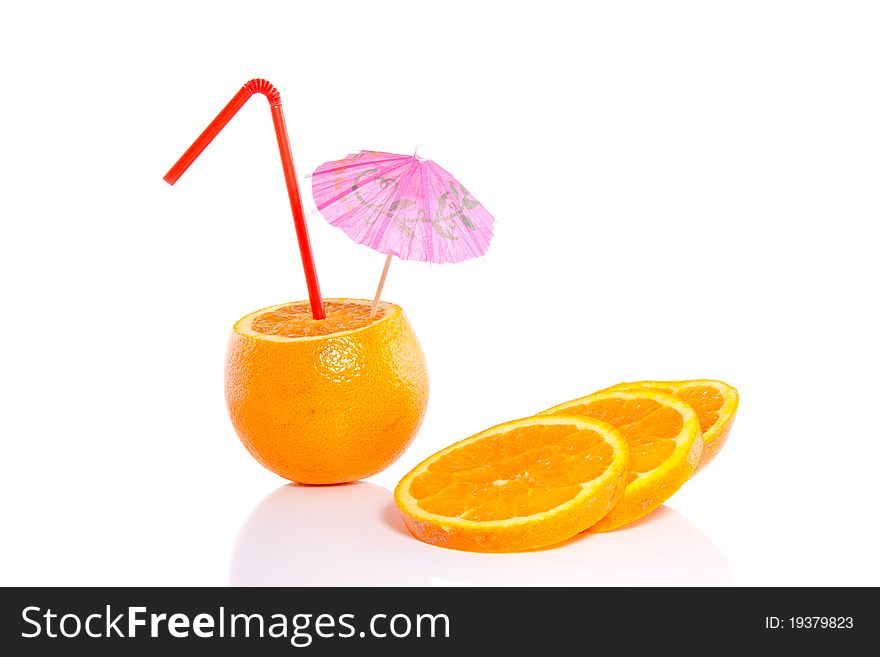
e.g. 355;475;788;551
164;79;325;320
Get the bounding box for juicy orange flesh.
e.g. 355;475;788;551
561;399;681;481
674;385;724;435
250;301;386;338
410;425;614;522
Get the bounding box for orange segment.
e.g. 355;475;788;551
539;389;702;532
394;415;629;552
603;380;738;472
248;301;386;338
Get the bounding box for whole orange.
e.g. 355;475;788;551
224;299;429;484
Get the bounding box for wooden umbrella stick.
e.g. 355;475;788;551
370;254;393;318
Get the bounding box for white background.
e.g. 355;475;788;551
1;1;878;586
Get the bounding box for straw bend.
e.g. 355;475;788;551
243;78;282;107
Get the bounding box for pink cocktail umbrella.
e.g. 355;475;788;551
311;148;495;315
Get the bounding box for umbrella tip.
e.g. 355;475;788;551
413;144;432;162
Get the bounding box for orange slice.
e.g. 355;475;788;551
540;389;702;532
394;415;629;552
604;379;738;472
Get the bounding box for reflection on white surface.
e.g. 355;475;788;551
229;482;731;586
